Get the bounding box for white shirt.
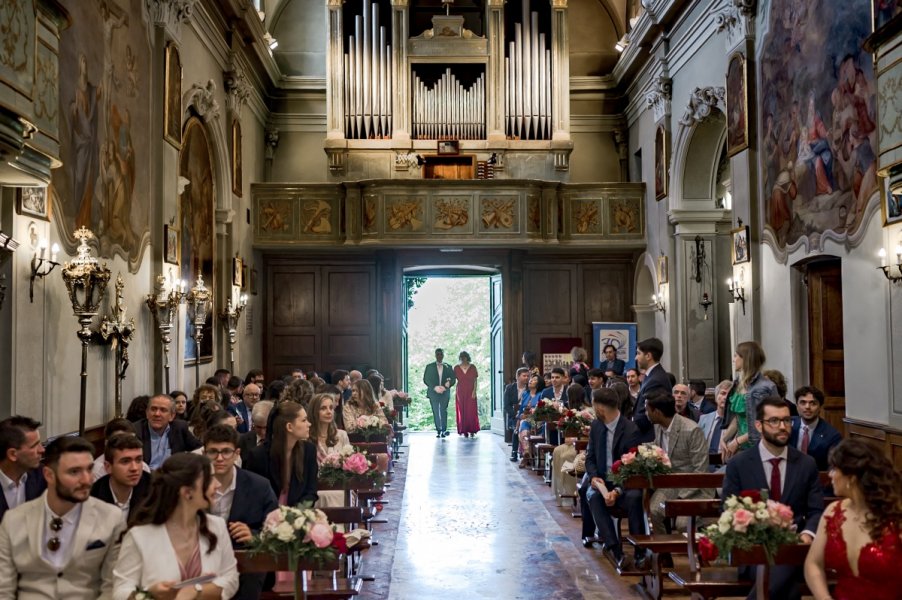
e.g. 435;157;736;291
211;466;238;520
0;468;27;511
108;480;133;522
41;497;83;571
758;442;788;494
797;419;818;450
658;417;676;452
436;362;444;382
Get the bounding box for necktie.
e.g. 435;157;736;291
768;458;782;501
599;424;609;473
800;425;810;454
709;417;722;453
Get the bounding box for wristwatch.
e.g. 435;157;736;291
194;583;203;598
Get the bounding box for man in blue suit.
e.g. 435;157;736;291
723;396;824;600
788;386;842;472
633;337;671;443
578;388;645;570
0;416;46;523
423;348;456;438
598;344;626;377
205;425;279;600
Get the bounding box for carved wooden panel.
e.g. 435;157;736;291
523;264;578;354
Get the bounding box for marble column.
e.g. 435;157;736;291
326;0;345;140
391;0;410;143
550;0;570;142
486;0;506;142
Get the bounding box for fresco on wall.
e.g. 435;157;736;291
759;0;878;250
180;118;215;362
51;0;151;271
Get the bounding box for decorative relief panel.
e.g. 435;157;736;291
480;196;519;232
608;196;642;235
0;0;35;99
571;199;603;234
527;195;541;233
385;196;426;232
33;40;58;139
363;196;378;233
432;196;473;233
257;197;296;239
300;198;335;235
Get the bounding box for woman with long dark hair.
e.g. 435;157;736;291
719;341;776;459
243;401;318;506
112;453;238;599
515;373;545;468
343;379;390;473
804;439;902;600
309;393;350;509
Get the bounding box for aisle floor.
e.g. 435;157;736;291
386;432;644;599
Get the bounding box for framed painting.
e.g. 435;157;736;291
654;125;667;200
657;255;669;284
164;42;182;149
16;187;49;221
873;0;902;35
731;225;750;265
883;177;902;226
725;52;748;157
232;256;243;288
231;118;242;197
163;224;180;266
240;263;248;292
437;140;460;155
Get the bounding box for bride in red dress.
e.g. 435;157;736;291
804;438;902;600
454;351;480;438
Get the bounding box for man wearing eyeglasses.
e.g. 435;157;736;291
0;436;123;599
723;396;823;600
229;382;261;434
204;425;277;600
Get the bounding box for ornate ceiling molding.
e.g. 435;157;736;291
183;80;220;123
679;86;725;127
645;76;672;122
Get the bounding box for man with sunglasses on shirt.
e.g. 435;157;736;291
0;436;123;599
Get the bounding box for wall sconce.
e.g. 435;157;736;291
186;274;212;391
60;227;111;435
30;237;59;302
146;273;186;393
877;245;902;283
219;294;248;374
0;231;19;312
651;292;666;317
727;272;746;315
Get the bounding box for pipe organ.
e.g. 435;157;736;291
413;69;485;140
344;0;393;139
505;2;552;140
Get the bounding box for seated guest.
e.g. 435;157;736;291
609;380;634;420
579;388;645;570
763;368;799;417
228;382;260;434
625;368;641;403
722;396;824;600
90;433;151;521
541;367;568;404
645;392;712;535
190;384;224;422
309;393;351;509
516;373;545;467
239;400;274;457
204;425;278;600
505;368;530;461
598;344;626;377
191;411;241;467
0;416;46;522
112;453;239;600
170;391;189;421
551;383;591;506
344;379;391;473
244;401;318;506
225;376;244;406
92;419;150;482
688;379;716;415
0;436;123;599
569;346;591;381
280;378;315;409
672;383;700;422
244;369;266;389
125;395;150;423
349;370;362;384
331;369;351;428
134;394;202;470
803;439;902;600
584;368;605;407
698;380;731;471
789;385;842;472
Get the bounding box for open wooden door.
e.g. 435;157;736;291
489;273;505;435
807;260;845;434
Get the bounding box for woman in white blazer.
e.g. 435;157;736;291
113;453;238;600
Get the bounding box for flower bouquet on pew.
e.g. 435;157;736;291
247;503;348;598
697;489;798;565
528;399;564;424
608;443;673;487
318;445;385;488
378;400;398;424
351;414;390;441
556;408;595;438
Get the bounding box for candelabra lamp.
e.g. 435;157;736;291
186;274;212;391
100;274;135;418
727;276;746;315
145;274;186;392
0;231;18;312
61;227;111;435
29;237;59;302
651;292;666;318
877;246;902;283
219;294;248;374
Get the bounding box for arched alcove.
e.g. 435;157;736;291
270;0;328;77
569;0;623;76
670;110;727;208
633;252;657;339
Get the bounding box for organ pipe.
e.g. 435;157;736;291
505;0;551;140
344;0;392;139
412;68;485;140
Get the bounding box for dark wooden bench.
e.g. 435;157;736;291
321;507;370;579
235;551;362;600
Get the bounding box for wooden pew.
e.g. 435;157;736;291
730;545;810;600
321;507;369;578
235;551;362;600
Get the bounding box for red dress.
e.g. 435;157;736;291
824;503;902;600
454;365;480;435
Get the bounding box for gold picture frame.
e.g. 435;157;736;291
657;255;669;285
725;51;749;157
163;224;180;266
232;256;243;288
163;42;182;149
731;225;750;265
882;176;902;226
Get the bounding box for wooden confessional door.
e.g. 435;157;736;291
807;260;846;434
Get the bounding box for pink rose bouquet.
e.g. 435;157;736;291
699;491;799;564
608;443;673;487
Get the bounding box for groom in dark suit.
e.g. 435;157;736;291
423;348;456;438
633;337;671;443
723;396;824;600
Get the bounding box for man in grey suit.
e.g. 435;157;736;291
645;392;712;534
423;348;456;438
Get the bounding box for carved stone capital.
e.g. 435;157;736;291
183;80;220;122
733;0;756;18
486;0;504;6
215;208;235;225
223;69;251;115
679;86;725;127
715;3;753;49
550;0;568;9
144;0;196;31
389;0;408;7
264;127;280;160
645;76;672;121
327;0;345;8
